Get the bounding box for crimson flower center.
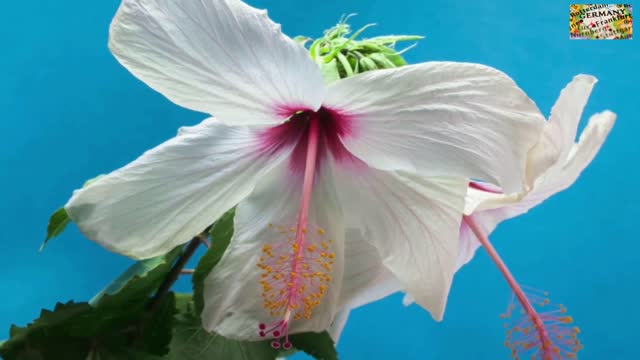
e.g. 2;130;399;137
259;106;360;175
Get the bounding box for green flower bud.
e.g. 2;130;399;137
298;15;424;83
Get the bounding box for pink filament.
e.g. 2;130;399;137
259;115;321;349
288;114;320;315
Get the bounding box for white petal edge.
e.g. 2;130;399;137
325;62;545;193
327;309;350;344
525;75;598;185
202;161;346;340
65;119;288;259
548;75;598;159
454;212;500;272
404;209;501;307
548;110;616;193
333;165;467;321
109;0;325;124
338;228;403;310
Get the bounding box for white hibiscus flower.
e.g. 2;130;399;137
65;0;544;347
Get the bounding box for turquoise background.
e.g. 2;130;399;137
1;1;637;359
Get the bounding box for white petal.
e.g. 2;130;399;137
550;111;616;192
175;119;216;137
202;162;346;340
109;0;324;124
325;62;545;193
548;75;598;158
338;228;402;310
334;166;467;321
520;111;616;212
65;119;287;259
327;309;350;344
525;75;598;185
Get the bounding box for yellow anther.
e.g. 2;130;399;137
560;316;573;324
260;223;334;322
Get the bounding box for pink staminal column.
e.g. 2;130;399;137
258;115;334;349
464;215;582;360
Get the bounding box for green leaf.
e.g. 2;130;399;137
41;208;71;251
0;293;180;359
41;174;106;251
159;295;278;360
192;208;235;316
138;293;176;356
0;247;183;358
90;247;183;307
0;301;125;360
1;244;186;358
289;332;338;360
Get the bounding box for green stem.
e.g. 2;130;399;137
148;227;210;313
